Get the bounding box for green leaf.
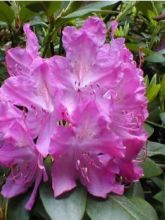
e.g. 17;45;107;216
141;158;162;178
160;74;165;111
64;1;119;19
126;182;144;198
87;195;158;220
19;7;36;23
154;191;163;203
136;2;153;16
144;123;154;137
7;194;30;220
151;177;164;189
160;112;165;124
25;2;48;12
147;84;160;102
46;1;62;16
130;197;158;219
0;21;8;26
82;213;91;220
40;183;87;220
0;2;14;24
117;2;136;21
63;2;83;16
126;43;151;55
30;21;48;28
148;74;157;89
32;197;51;220
146;50;165;63
26;1;62;15
144;75;149;88
147;9;157;26
147;141;165;156
146;74;160;102
148;101;161;122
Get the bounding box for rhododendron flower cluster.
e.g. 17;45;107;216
0;17;148;209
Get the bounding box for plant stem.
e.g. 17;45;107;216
154;13;165;21
59;27;63;55
42;17;54;57
4;199;8;220
117;2;136;22
146;120;165;129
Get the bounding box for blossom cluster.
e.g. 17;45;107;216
0;17;148;209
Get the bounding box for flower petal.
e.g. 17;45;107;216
82;16;106;45
23;23;39;58
63;16;106;50
1;175;27;198
25;171;42;210
83;163;124;198
0;101;22;130
6;23;39;76
36;113;55;156
1;62;55;112
6;48;33;76
0;142;34;167
64;32;98;87
110;20;118;39
51;155;76;197
119;160;143;181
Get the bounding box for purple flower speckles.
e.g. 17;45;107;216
0;16;148;206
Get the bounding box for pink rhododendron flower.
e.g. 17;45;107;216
49;100;145;197
1;62;60;156
50;17;148;197
0;102;47;210
50;102;125;197
0;16;148;201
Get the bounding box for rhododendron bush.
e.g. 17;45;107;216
0;1;165;220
